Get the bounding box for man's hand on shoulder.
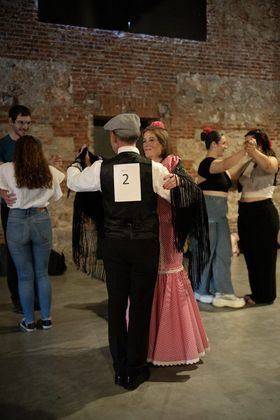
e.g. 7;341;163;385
163;174;179;190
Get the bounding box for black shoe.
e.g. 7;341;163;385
19;319;36;332
114;374;125;386
37;319;52;330
124;367;150;391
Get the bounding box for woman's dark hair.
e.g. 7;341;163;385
143;122;171;159
14;135;52;189
245;129;276;157
200;128;222;150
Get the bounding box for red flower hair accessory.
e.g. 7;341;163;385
203;127;213;134
151;121;165;129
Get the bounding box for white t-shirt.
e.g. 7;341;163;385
0;163;65;208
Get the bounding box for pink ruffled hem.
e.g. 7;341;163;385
147;269;209;366
147;348;210;367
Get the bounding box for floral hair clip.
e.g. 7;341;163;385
203;127;213;134
151;121;165;129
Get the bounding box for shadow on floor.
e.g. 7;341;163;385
0;346;125;419
65;300;108;321
0;403;55;420
0;344;201;418
0;325;21;334
0;302;13;312
149;362;200;384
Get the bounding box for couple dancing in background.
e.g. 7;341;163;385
195;127;279;308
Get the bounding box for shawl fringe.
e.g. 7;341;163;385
72;191;105;279
171;167;210;289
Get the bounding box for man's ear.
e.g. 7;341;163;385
111;132;119;146
110;132;118;152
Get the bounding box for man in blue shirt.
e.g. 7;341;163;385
0;105;32;312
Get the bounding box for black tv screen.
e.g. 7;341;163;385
38;0;206;41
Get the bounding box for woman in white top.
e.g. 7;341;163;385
238;129;279;305
0;135;65;331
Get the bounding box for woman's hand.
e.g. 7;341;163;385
244;136;278;173
245;136;257;156
49;154;64;170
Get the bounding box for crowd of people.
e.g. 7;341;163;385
0;105;279;391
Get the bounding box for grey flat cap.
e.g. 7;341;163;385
104;113;141;138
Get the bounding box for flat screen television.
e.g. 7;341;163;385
38;0;206;41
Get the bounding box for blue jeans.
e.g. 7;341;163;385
7;208;52;323
196;196;234;295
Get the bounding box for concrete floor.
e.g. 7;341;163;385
0;254;279;420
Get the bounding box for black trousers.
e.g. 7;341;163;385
102;237;160;377
1;202;19;303
238;199;279;304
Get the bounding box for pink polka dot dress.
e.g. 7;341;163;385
147;155;209;366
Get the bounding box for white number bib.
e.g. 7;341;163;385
113;163;141;202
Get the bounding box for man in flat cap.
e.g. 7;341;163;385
67;113;175;390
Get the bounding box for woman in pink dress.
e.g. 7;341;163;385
143;121;209;366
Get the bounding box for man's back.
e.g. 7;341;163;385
101;151;158;240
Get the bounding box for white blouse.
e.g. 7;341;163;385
0;163;65;208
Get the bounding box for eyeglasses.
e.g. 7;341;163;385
15;120;31;127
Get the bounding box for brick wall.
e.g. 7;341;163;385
0;0;279;254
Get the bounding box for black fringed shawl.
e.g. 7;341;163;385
167;156;210;289
70;151;105;279
72;190;104;276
